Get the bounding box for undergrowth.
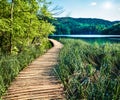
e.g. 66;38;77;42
0;39;52;98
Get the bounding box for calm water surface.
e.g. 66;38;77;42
49;35;120;42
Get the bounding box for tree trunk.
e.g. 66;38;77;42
10;0;14;54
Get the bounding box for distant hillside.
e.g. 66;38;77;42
52;17;120;35
102;23;120;35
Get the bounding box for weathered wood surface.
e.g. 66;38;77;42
2;39;65;100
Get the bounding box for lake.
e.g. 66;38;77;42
49;35;120;42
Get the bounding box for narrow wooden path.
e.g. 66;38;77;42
2;39;65;100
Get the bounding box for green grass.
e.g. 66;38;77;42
55;39;120;100
0;39;52;98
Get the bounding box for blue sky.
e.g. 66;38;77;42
51;0;120;21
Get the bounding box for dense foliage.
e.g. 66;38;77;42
55;39;120;100
53;17;120;35
0;0;55;98
0;0;55;54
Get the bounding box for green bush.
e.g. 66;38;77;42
0;40;52;97
55;39;120;100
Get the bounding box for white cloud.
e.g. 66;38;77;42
91;2;97;6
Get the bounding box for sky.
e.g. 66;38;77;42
51;0;120;21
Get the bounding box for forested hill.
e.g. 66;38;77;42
102;23;120;35
52;17;120;35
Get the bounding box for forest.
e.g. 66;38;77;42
53;17;120;35
102;22;120;35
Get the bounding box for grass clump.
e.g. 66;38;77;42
55;39;120;100
0;40;52;98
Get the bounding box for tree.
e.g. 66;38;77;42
0;0;55;54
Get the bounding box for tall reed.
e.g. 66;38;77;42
55;39;120;100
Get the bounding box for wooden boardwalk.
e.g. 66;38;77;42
2;39;65;100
